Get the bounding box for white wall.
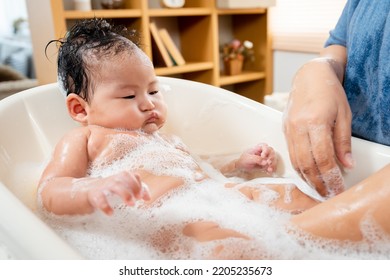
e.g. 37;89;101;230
265;50;317;112
26;0;57;85
272;50;317;93
0;0;28;36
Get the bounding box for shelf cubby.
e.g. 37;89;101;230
50;0;273;101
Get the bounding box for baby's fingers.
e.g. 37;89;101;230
260;144;273;158
253;156;273;172
140;182;151;201
89;190;114;216
122;172;151;201
109;184;137;207
110;172;150;203
266;163;276;174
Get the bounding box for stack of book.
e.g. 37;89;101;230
149;22;186;67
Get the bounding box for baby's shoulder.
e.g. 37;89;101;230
60;126;91;142
53;126;90;155
87;126;141;149
59;125;109;147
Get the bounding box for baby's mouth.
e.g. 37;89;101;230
145;112;159;125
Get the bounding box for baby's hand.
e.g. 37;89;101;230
87;171;151;215
236;143;278;174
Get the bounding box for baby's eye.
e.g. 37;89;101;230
149;90;159;95
123;95;135;99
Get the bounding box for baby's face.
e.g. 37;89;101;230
84;49;167;133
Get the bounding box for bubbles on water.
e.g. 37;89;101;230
37;131;390;259
322;166;345;197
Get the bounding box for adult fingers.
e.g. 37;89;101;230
293;127;327;195
284;123;299;177
308;124;344;197
283;109;326;194
333;108;354;169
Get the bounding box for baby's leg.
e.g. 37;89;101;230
149;220;251;259
183;221;254;259
183;221;249;242
225;182;319;213
291;164;390;241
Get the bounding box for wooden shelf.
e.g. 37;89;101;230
217;8;267;15
50;0;273;103
63;9;142;19
219;71;266;86
155;62;213;76
148;8;212;17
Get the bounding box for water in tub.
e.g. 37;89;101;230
26;132;390;259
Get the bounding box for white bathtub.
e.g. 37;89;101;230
0;77;389;259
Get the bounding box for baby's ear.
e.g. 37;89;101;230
66;94;89;125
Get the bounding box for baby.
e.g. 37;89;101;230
39;18;318;257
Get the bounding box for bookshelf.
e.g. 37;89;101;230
49;0;273;102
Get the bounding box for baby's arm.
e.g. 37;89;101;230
219;143;277;177
38;127;149;216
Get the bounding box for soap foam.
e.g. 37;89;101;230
37;132;390;259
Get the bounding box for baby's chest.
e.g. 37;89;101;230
88;133;198;176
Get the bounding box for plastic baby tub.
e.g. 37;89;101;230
0;77;389;259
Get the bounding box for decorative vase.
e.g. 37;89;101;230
224;58;243;75
73;0;92;11
100;0;124;9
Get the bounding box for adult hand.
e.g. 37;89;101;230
283;46;354;198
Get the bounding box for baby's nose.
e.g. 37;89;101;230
140;95;155;111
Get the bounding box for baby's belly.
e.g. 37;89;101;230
137;170;207;204
137;170;184;203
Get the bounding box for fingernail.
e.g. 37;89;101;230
103;189;112;197
345;153;355;169
141;182;151;200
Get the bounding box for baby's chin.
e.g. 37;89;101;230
141;123;163;134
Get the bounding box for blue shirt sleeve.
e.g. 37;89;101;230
322;0;390;146
324;1;350;47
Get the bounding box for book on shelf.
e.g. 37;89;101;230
149;22;173;67
158;28;186;66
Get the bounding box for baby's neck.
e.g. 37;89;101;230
87;124;160;136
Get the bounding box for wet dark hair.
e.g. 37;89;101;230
46;18;140;102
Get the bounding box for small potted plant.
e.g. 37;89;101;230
221;39;255;75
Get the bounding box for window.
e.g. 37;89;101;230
270;0;347;53
0;0;28;36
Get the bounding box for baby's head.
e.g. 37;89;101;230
52;18;141;101
49;18;167;133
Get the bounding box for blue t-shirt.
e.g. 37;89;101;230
325;0;390;146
